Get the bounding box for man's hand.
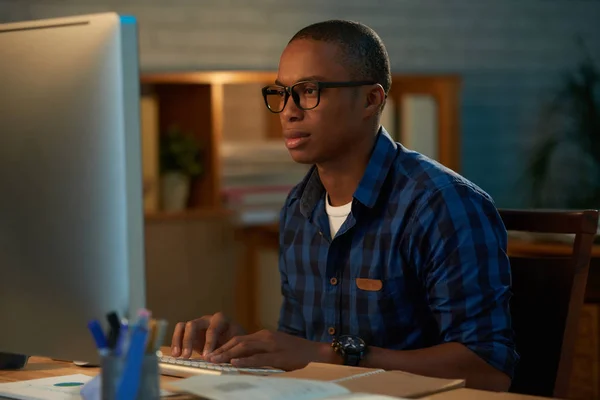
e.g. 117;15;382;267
206;330;337;371
170;312;246;358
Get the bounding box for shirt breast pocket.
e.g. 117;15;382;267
353;276;403;312
350;276;406;342
352;274;434;349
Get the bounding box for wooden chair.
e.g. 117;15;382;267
499;209;599;398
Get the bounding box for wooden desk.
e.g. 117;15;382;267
0;351;196;399
424;388;560;399
1;356;560;400
0;357;564;400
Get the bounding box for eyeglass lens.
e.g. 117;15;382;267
264;82;319;112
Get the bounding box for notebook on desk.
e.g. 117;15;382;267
276;362;465;399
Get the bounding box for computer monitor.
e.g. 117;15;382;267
0;12;146;364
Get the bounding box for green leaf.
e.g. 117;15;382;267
159;125;204;177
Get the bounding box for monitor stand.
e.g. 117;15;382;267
0;353;28;370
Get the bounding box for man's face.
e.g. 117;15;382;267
275;39;366;165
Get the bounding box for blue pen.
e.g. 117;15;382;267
116;311;150;400
87;320;108;351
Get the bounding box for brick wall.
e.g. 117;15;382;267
2;0;599;207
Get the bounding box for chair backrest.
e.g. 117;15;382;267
499;209;599;398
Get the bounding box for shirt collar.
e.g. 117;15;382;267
294;126;398;218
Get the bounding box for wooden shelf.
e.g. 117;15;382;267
141;71;276;85
387;75;461;173
139;70;462;213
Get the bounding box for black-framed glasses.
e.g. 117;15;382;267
261;80;376;113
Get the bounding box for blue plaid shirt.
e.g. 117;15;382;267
277;127;518;379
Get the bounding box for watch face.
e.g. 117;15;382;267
338;335;366;354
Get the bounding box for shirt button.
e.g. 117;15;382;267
330;277;338;286
328;327;336;335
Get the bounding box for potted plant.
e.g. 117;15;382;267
522;37;600;240
524;38;600;210
159;126;203;212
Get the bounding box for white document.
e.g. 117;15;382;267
0;374;93;400
0;374;175;400
171;375;351;400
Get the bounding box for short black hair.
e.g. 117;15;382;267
289;20;391;95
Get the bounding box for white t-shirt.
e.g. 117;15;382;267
325;193;352;238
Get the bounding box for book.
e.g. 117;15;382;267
168;362;465;400
278;363;465;399
140;93;159;213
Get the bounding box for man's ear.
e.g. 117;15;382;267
364;84;386;117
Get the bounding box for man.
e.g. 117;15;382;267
171;20;517;391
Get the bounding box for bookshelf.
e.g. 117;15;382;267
141;71;280;216
139;71;461;219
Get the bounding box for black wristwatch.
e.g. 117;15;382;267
331;335;367;366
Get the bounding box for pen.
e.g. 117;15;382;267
106;311;121;349
87;320;108;351
152;320;168;353
116;309;150;400
145;319;157;354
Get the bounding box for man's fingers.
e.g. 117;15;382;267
180;321;197;358
209;339;270;363
203;312;228;356
170;322;186;357
180;317;211;358
208;335;243;358
171;314;237;358
231;352;280;369
192;331;207;356
209;330;262;358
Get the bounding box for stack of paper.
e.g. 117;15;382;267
170;375;406;400
168;362;465;400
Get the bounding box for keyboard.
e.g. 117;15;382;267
158;355;285;378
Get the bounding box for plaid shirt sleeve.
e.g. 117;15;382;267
276;204;306;337
406;182;518;379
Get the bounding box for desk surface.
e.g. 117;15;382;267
0;355;560;400
0;351;195;399
424;388;560;400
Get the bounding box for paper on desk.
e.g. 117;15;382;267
171;374;351;400
0;374;175;400
0;374;93;400
78;374;176;399
328;395;408;400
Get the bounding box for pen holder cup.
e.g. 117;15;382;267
100;353;160;400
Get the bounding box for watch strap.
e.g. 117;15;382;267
344;352;361;367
